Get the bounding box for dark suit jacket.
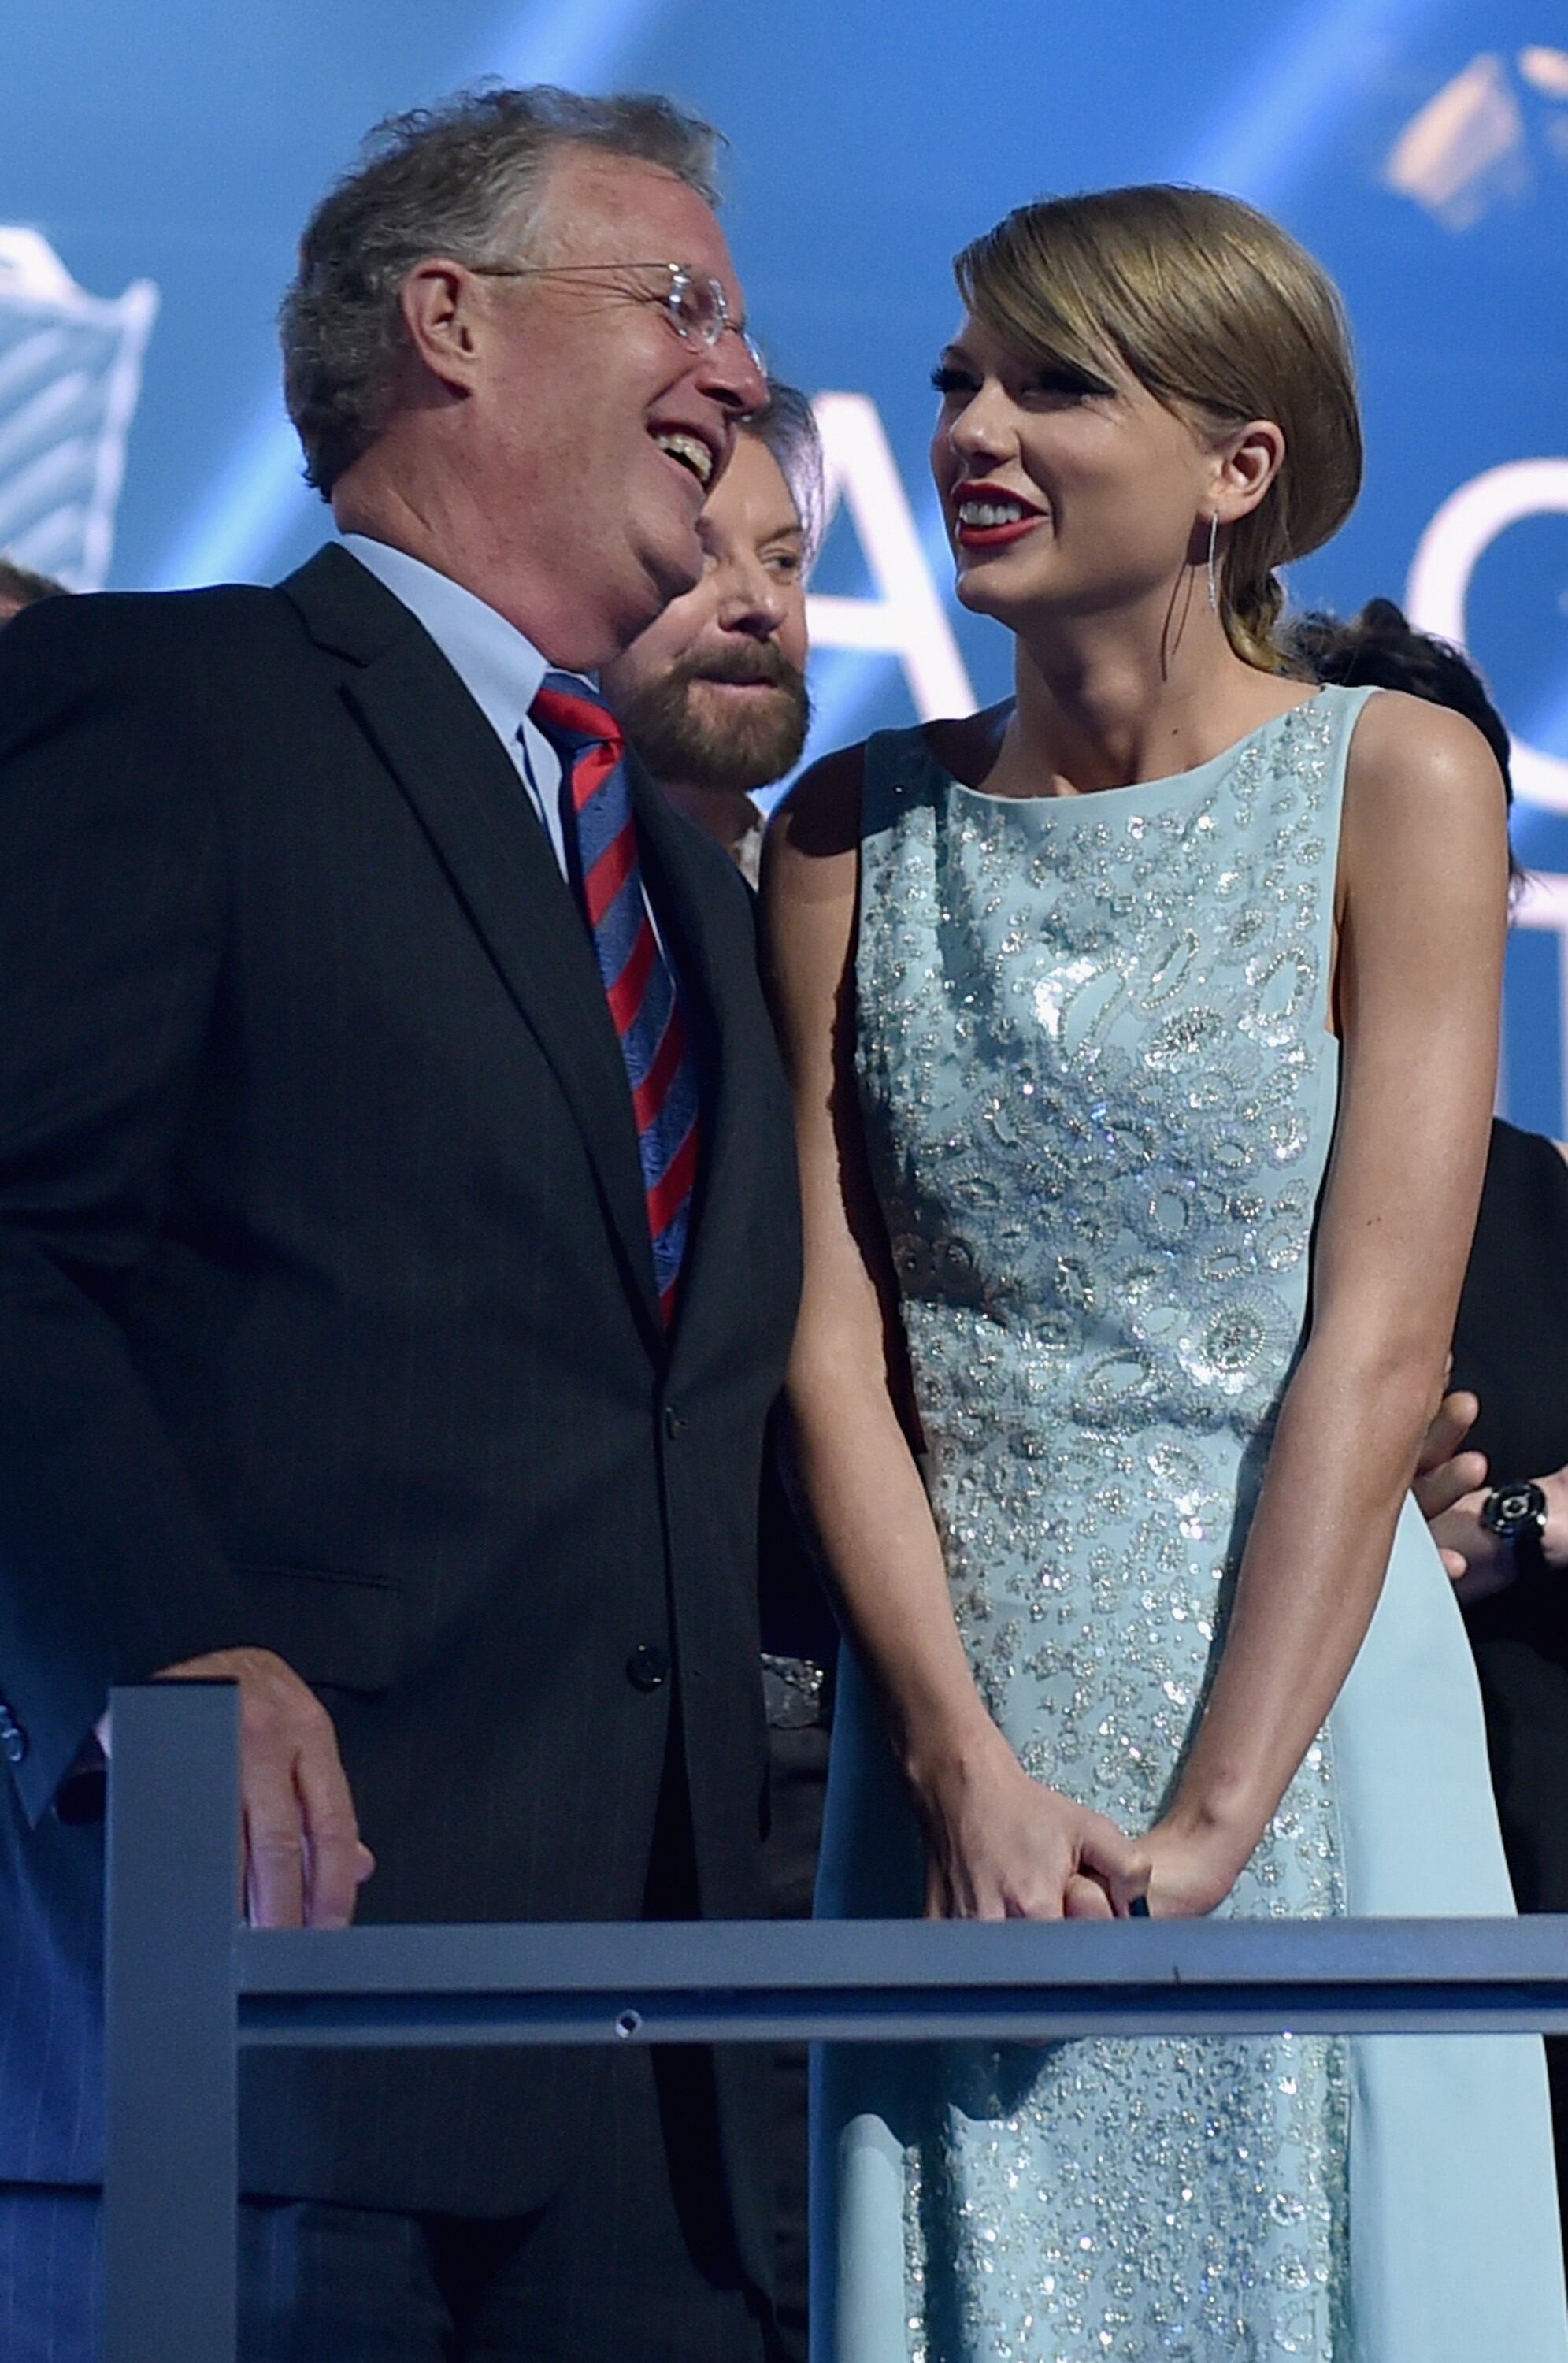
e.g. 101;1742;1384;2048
0;546;801;2275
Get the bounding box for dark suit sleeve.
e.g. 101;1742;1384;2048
0;596;254;1821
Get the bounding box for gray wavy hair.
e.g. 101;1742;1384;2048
744;381;826;574
280;85;725;497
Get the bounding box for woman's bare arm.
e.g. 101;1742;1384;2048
762;747;1147;1920
1148;691;1510;1910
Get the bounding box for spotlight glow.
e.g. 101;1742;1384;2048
1180;0;1438;204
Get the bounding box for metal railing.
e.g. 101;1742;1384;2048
103;1681;1568;2362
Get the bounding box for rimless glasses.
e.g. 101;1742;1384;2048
469;259;766;376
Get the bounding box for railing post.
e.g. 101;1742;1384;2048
104;1681;240;2363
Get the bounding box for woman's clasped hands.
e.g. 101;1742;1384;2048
908;1720;1247;1923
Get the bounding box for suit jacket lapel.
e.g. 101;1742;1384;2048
280;547;663;1345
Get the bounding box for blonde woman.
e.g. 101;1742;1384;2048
764;187;1568;2361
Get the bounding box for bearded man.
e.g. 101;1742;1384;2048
601;383;818;885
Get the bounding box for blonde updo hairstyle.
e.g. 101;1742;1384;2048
954;184;1362;672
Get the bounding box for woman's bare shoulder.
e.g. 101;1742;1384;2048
1346;686;1504;806
922;700;1013;790
768;741;867;866
767;699;1014;888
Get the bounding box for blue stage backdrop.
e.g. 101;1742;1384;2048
3;2;1567;1125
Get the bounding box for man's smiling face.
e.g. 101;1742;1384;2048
460;147;767;662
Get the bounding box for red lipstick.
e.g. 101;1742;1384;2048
951;480;1047;551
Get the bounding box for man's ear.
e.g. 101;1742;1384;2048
1213;419;1286;526
399;260;484;395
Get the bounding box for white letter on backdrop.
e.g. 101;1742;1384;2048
1406;457;1568;812
807;392;975;721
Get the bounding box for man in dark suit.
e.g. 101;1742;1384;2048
0;85;799;2362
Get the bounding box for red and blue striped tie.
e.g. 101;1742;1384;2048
530;671;700;1326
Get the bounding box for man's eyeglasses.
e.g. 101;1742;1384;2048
469;259;766;375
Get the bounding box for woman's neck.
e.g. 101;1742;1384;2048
988;608;1303;801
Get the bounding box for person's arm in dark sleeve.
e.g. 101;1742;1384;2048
0;594;254;1823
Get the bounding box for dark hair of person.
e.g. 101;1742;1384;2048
1287;597;1520;882
0;555;67;610
281;84;725;498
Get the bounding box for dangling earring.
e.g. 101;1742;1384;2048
1206;513;1220;614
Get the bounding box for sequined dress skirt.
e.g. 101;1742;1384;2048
815;1471;1566;2363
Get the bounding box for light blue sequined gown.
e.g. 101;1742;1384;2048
814;688;1568;2363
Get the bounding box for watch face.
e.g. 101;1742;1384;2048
1481;1481;1548;1542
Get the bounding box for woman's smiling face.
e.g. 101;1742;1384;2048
929;313;1229;633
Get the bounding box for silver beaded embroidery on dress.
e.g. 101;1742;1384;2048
850;689;1369;2362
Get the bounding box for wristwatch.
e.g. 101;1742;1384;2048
1479;1479;1549;1578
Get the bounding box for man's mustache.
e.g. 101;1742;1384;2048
675;644;800;691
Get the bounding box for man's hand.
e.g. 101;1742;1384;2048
1413;1389;1488;1578
1413;1388;1568;1602
96;1648;373;1928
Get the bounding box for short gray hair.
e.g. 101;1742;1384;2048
281;84;725;497
743;381;826;573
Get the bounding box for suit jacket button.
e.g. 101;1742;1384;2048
2;1727;27;1764
0;1702;14;1735
663;1404;686;1440
626;1645;670;1693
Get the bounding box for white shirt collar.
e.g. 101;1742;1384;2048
339;533;551;743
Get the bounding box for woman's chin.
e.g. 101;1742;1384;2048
955;558;1028;619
